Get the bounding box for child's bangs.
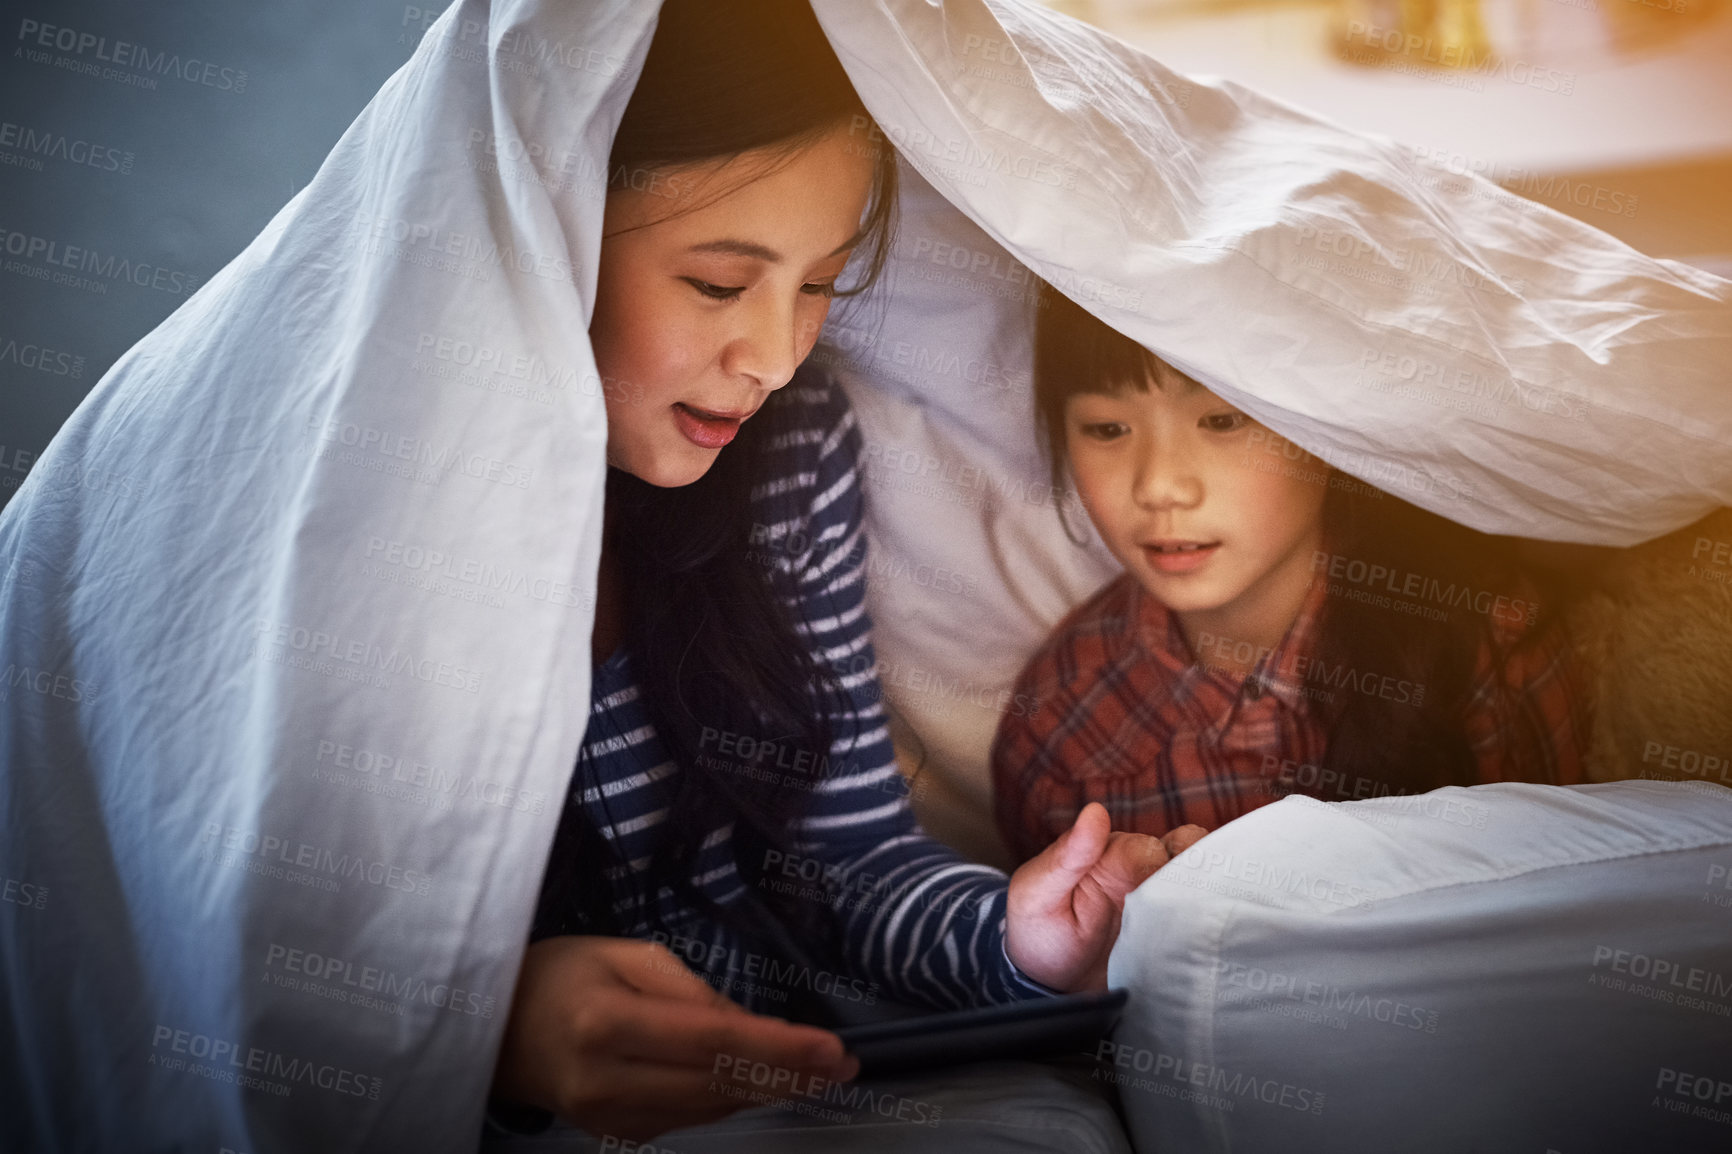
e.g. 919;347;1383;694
1032;279;1174;537
1035;281;1166;403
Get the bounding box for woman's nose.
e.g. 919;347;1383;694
721;294;803;391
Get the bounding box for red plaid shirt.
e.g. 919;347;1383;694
990;568;1591;862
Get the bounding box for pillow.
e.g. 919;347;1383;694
1106;778;1732;1152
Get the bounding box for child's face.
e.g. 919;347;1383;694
1064;363;1329;629
591;125;874;488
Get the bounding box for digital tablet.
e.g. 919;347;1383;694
836;988;1129;1078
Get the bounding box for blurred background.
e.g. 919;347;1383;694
1057;0;1731;268
2;0;1728;514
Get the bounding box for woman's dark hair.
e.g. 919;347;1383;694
1031;281;1579;797
535;0;895;997
604;0;898;297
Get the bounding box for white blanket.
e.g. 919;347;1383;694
1108;780;1732;1152
1;0;1726;1149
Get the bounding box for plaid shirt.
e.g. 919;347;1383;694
990;568;1591;862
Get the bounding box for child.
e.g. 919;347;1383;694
990;282;1593;862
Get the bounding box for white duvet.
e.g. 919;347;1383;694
1109;780;1732;1152
1;0;1727;1150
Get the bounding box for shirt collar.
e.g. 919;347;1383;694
1129;563;1330;716
1248;569;1329;711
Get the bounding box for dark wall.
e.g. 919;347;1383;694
1;0;438;510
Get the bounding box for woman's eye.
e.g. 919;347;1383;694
1201;411;1250;433
685;279;744;301
801;281;839;298
1078;421;1129;441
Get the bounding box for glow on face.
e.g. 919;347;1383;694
1064;362;1329;645
589;126;875;488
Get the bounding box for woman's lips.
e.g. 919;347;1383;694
1142;541;1220;575
673;402;747;450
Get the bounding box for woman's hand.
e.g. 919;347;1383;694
1005;804;1208;992
492;936;858;1142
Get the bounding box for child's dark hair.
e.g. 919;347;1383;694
1032;281;1164;521
1032;280;1585;796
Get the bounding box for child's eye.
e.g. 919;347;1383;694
1078;421;1129;441
801;281;839;298
1200;411;1250;433
685;278;745;301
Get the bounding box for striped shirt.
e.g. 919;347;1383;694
532;366;1049;1016
991;563;1590;862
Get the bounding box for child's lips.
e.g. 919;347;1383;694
1141;540;1220;574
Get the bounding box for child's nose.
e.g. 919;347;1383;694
1133;443;1203;510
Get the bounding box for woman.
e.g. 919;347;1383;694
484;1;1202;1144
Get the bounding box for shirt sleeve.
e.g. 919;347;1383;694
755;373;1051;1009
1463;610;1593;786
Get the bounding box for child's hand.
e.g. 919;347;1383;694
1162;823;1210;858
1004;802;1176;992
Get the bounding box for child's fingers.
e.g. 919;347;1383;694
1161;824;1209;858
1092;831;1169;899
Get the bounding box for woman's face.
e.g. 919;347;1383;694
590;125;876;488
